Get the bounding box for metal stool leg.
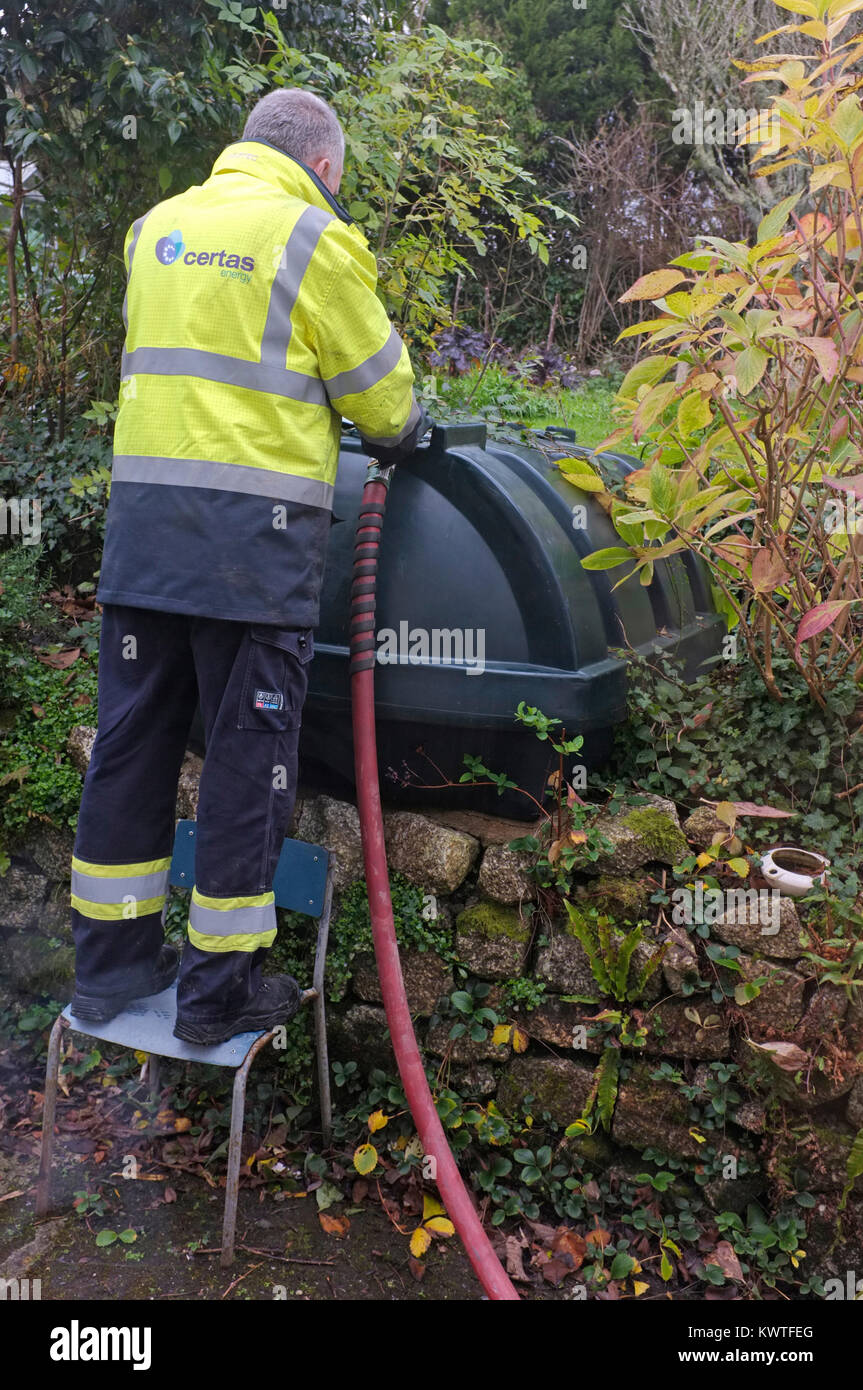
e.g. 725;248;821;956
313;866;334;1146
36;1014;67;1217
146;1053;161;1102
221;1030;276;1268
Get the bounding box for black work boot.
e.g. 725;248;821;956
70;945;180;1024
172;973;302;1046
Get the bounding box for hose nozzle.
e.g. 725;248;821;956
365;459;395;488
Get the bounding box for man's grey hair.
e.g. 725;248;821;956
242;88;345;169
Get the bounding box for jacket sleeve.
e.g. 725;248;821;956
312;224;427;464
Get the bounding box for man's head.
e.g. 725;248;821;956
242;88;345;195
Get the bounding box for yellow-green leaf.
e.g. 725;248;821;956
734;345;769;394
368;1109;388;1133
618;354;678;401
410;1226;432;1258
353;1143;378;1175
425;1216;456;1237
619;268;689;302
422;1193;445;1222
581;546;634;571
757;191;802;244
676;391;713;436
649;461;677;517
558;459;606;493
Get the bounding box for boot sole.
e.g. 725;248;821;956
70;960;180;1024
173;989;314;1047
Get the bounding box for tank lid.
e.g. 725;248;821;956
429;420;488;450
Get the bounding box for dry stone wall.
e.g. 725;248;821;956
2;725;862;1279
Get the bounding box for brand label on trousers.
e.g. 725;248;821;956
254;689;283;711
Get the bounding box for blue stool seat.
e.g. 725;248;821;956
63;982;266;1068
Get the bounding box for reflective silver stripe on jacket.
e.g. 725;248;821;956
261;205;333;366
324;324;405;401
359;395;423;448
189;897;277;938
112;455;335;510
123;211;153;331
121;346;328;405
70;866;170;906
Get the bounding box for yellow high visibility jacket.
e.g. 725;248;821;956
97;139;422;625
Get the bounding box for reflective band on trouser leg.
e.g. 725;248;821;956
187;886;277;954
70;855;170;922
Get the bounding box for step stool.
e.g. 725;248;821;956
36;820;334;1267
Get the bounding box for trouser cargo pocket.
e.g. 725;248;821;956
238;626;314;731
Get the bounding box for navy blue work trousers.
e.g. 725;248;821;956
71;604;312;1024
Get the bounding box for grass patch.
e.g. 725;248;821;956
430;366;628;450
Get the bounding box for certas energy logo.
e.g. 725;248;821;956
154;228;255;280
154;229;185;265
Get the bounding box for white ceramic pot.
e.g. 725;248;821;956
760;846;830;898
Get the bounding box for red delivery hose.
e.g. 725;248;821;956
349;460;519;1302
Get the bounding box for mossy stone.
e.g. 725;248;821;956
581;875;647;923
455;900;529;981
620;807;688;864
497;1056;595;1127
456;901;528;942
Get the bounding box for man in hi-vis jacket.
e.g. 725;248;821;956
70;89;426;1045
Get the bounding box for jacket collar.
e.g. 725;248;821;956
210;139;354;225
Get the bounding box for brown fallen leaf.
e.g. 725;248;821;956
552;1226;586;1268
525;1218;558;1245
701;798;795;819
352;1179;369;1203
37;647;80;669
319;1212;350;1237
749;1040;810;1073
408;1256;426;1282
164;1186;177;1204
585;1223;612;1250
541;1257;570;1286
504;1235;530;1283
707;1240;744;1282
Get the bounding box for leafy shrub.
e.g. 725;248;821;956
0;411;110;576
612;648;862;896
428;325;493;374
586;2;863;704
0;547;97;838
274;873;454;1004
514;346;581;391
